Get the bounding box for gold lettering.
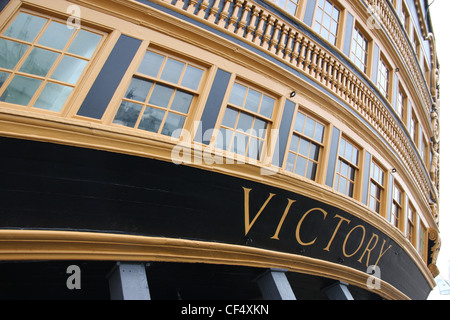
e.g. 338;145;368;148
243;187;276;236
373;239;392;267
271;199;296;240
323;214;350;252
342;225;366;258
358;233;379;267
296;208;328;246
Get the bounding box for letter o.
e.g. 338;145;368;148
342;225;366;258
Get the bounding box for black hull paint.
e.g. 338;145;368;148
0;136;432;299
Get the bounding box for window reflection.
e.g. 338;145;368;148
0;12;103;112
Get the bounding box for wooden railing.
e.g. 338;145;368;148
139;0;432;205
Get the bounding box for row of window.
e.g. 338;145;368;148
0;11;429;260
268;0;431;168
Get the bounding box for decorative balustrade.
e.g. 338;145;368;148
140;0;432;205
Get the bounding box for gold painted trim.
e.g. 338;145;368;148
0;229;411;300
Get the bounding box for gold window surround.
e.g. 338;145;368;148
283;108;327;182
312;0;343;47
212;78;279;164
0;9;105;116
368;159;386;215
109;48;208;139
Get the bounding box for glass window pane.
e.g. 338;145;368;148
247;138;262;160
161;113;186;137
51;55;87;84
286;153;296;172
171;90;193;113
304;117;316;138
148;84;174;108
138;107;165;133
222;107;238;128
113;101;143;128
253;118;267;134
0;71;9;87
260;95;274;118
289;134;299;152
0;39;29;70
20;47;59;77
180;65;203;90
124;77;152;102
68;30;102;58
229;83;246;107
310;143;319;160
33;82;72;112
299;138;310;156
314;123;325;142
217;127;233;150
160;58;184;84
295;157;307;176
236;112;254;132
245;89;261;113
0;75;42;106
38;21;74;50
4;13;47;42
138;51;165;78
294;112;305;133
231;132;247;156
306;162;317;180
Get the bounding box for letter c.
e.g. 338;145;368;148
295;208;328;246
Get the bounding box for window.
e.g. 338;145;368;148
419;221;428;262
350;26;369;73
400;1;410;33
396;84;406;123
407;203;416;246
377;58;390;99
0;12;103;112
410;109;418;145
368;160;385;214
334;138;359;198
269;0;303;16
113;50;205;138
215;82;275;160
285;111;325;181
420;133;428;166
390;183;402;228
313;0;341;45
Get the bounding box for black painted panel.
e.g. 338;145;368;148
0;0;10;13
77;35;142;119
195;69;231;144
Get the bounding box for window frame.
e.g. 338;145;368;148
212;79;278;163
376;55;392;101
0;9;105;115
349;22;372;75
389;182;403;229
334;136;361;199
407;202;416;247
312;0;344;47
267;0;305;19
283;108;327;182
368;159;386;215
110;48;207;138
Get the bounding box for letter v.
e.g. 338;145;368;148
243;187;276;236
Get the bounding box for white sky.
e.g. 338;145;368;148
426;0;450;300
